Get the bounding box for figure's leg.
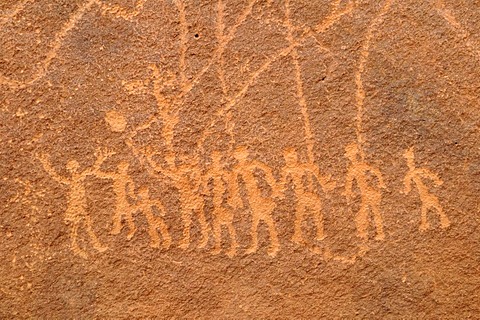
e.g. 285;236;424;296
311;200;325;241
433;199;450;229
355;203;369;240
157;217;172;249
178;207;191;250
226;221;238;258
84;213;108;252
211;214;222;255
291;202;304;244
419;204;430;232
125;209;137;240
371;202;385;240
111;204;123;235
196;206;210;249
144;209;160;248
245;212;260;255
263;211;280;257
70;220;88;259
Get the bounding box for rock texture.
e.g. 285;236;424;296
1;0;479;318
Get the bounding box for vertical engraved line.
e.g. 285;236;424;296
355;0;392;159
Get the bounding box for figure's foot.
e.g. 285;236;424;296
291;233;303;245
126;227;137;240
267;245;279;257
198;235;209;249
440;217;451;229
211;247;222;256
315;233;326;241
226;247;237;258
162;237;172;250
93;243;108;253
419;222;430;232
178;238;189;250
149;240;160;249
245;246;257;255
374;232;385;241
72;245;88;259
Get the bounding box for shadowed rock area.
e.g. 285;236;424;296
1;0;479;318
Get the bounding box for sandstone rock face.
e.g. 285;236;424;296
1;0;479;318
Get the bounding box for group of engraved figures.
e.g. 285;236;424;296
37;140;450;259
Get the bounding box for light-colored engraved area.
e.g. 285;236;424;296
3;0;461;263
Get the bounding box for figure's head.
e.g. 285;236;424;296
66;160;80;173
403;147;415;165
117;161;129;172
345;143;359;161
138;186;149;199
283;147;297;166
233;146;249;162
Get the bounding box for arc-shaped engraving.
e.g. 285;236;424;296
37;149;113;258
345;143;386;240
403;147;450;231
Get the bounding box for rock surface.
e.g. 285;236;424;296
1;0;479;318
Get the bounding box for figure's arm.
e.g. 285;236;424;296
403;172;413;194
37;154;68;184
256;162;282;198
421;169;443;186
371;167;386;189
309;165;336;192
87;148;115;175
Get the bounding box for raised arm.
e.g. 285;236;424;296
420;169;443;187
370;167;386;189
86;148;115;175
37;154;68;184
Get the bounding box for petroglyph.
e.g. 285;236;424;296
231;146;281;257
98;0;146;21
37;149;113;258
281;148;333;246
145;148;210;250
204;151;238;257
403;147;450;231
134;185;172;249
345;143;386;241
95;161;137;239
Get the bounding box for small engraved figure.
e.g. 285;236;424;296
231;146;281;257
403;147;450;231
96;161;137;239
203;151;238;258
344;143;386;240
146;148;209;250
134;185;172;249
281;148;334;245
37;149;113;258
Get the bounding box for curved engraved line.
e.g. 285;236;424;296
354;0;393;159
0;0;98;89
435;0;480;61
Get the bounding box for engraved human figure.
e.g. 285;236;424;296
146;148;209;250
281;148;334;245
344;143;386;240
231;146;281;257
37;150;112;258
134;185;172;249
96;161;137;239
403;147;450;231
203;151;238;258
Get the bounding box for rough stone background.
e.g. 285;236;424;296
1;0;479;318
